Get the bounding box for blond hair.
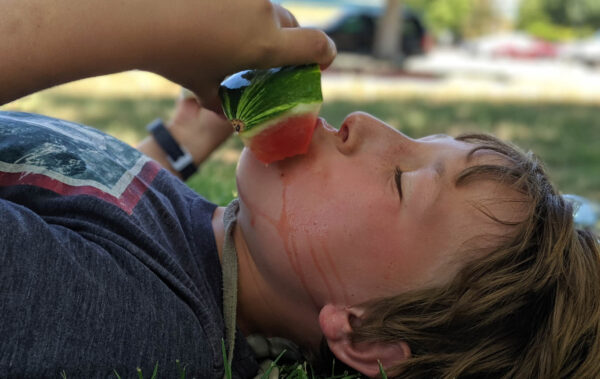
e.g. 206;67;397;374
352;134;600;378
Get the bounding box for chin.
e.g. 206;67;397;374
235;122;332;226
237;148;280;192
236;148;284;222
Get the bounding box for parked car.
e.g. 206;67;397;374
465;33;557;59
323;6;432;56
559;32;600;66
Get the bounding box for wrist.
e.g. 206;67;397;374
167;104;234;165
147;119;198;180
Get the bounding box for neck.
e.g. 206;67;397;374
211;206;323;352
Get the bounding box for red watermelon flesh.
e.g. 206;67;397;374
242;113;318;164
219;64;323;164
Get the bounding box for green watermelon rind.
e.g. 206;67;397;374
237;102;322;140
219;64;323;132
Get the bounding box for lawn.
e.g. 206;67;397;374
3;92;599;206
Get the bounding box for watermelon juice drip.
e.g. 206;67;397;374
243;113;318;164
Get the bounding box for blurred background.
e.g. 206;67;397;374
2;0;599;229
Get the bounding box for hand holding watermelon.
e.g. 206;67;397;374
150;1;336;112
219;64;323;164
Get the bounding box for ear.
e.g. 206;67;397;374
319;304;411;378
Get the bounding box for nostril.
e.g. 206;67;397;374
339;124;349;142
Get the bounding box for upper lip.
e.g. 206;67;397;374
318;117;338;134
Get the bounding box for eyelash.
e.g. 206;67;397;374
394;167;403;198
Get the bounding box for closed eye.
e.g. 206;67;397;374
394;167;403;199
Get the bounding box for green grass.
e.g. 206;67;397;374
4;94;599;204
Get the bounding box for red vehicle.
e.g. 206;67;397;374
492;39;557;59
467;33;557;59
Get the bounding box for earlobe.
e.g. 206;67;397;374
319;304;411;378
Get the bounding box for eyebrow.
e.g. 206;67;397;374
454;150;516;188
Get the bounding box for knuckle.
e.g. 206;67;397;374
259;0;274;14
274;4;297;27
248;39;279;67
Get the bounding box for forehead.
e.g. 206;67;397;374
433;137;519;216
420;134;510;176
416;137;522;275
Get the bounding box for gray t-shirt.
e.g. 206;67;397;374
0;111;257;378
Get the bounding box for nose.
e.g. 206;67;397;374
335;112;414;156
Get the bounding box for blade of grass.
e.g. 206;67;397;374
150;362;159;379
377;360;388;379
261;349;287;379
221;338;233;379
176;359;187;379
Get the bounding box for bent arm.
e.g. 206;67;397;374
1;0;158;104
1;0;336;106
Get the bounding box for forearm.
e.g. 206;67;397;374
1;0;336;107
0;0;171;104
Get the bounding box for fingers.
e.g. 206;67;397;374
274;27;337;69
272;4;336;69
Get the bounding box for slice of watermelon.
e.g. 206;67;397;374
219;64;323;164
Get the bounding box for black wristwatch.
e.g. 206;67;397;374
146;119;197;180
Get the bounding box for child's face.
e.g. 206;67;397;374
236;112;513;307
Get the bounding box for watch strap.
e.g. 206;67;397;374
146;119;197;180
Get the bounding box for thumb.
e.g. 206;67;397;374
275;28;337;70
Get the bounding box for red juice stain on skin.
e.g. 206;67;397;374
238;186;277;226
318;239;350;304
238;174;319;307
307;236;335;302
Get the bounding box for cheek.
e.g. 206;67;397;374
286;179;407;295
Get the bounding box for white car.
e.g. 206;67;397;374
559;32;600;66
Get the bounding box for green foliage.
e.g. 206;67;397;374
524;20;593;41
517;0;548;27
543;0;600;27
518;0;600;40
404;0;499;38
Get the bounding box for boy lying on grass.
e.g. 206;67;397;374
1;1;599;378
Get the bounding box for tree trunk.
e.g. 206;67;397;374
373;0;404;61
